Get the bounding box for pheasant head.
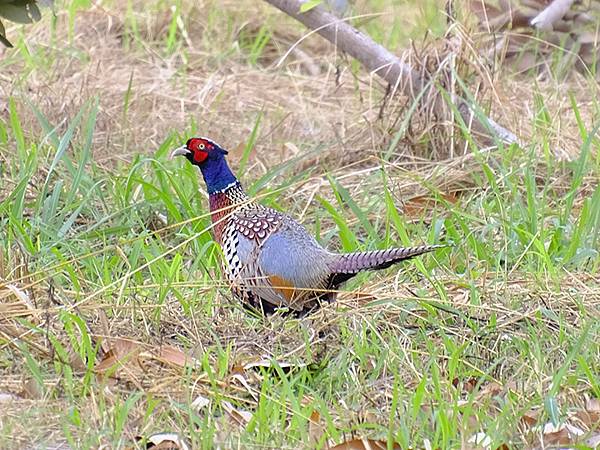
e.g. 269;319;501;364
171;137;237;194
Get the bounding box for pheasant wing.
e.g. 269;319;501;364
225;207;333;311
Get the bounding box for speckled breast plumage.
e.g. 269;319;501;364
208;183;295;311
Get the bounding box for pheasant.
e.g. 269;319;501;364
171;137;443;314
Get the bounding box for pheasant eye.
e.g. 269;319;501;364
199;143;205;150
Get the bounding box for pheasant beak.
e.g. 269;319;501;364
170;146;191;160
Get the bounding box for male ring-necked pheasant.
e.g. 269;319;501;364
171;137;443;314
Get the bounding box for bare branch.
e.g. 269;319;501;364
264;0;520;146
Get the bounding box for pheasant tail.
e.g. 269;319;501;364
329;245;444;286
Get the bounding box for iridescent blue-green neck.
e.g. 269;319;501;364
200;156;239;194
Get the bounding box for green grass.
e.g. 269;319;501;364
1;1;599;449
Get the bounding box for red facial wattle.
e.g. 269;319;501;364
193;149;208;163
187;138;210;163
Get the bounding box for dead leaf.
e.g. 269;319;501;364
95;338;142;375
243;358;306;371
67;347;87;373
0;284;36;319
228;360;262;397
137;432;190;450
467;431;491;448
475;381;503;401
230;372;256;397
0;392;20;403
308;410;325;446
537;421;584;446
453;376;478;393
21;378;43;399
328;438;401;450
403;192;458;217
221;400;252;426
230;363;245;375
463;377;477;393
4;283;34;308
521;408;541;427
191;394;210;411
541;427;571;445
575;402;600;430
157;345;192;368
586;432;600;448
98;310;112;353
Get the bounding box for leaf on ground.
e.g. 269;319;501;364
191;394;210;411
95;338;142;375
308;410;325;446
328;438;401;450
3;283;33;306
1;284;35;319
67;347;87;373
0;392;21;403
230;362;246;375
404;193;458;217
21;378;43;399
452;376;478;393
467;432;492;448
475;381;504;401
576;398;600;428
228;361;262;397
539;425;571;446
521;408;541;427
229;371;257;396
243;358;306;371
96;338;197;380
587;432;600;448
222;400;252;426
136;432;190;450
156;345;192;368
535;421;585;447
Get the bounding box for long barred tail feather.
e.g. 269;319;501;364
327;245;445;288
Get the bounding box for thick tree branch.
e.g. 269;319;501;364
269;0;428;96
264;0;520;146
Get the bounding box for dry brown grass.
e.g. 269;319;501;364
1;1;599;449
1;0;596;176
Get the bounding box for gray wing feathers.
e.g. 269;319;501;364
258;231;332;288
231;213;334;309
